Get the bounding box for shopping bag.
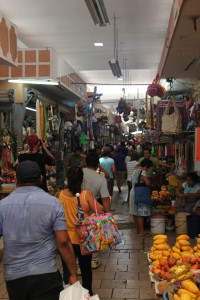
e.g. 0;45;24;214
59;281;100;300
59;281;89;300
161;97;182;134
75;195;121;255
134;186;152;204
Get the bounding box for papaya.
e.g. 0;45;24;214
182;280;199;294
176;235;190;241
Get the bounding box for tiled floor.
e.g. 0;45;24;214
0;184;177;300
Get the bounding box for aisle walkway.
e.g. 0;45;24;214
0;185;176;300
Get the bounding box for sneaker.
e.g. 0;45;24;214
91;258;101;269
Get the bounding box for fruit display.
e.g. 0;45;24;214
173;280;200;300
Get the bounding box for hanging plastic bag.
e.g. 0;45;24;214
59;281;100;300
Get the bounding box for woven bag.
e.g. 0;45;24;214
161;97;182;134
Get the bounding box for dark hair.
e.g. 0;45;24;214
101;146;111;157
131;151;139;161
140;158;153;168
143;148;151;153
75;146;82;152
121;141;125;146
186;172;199;184
86;152;99;169
67;167;83;195
16;161;41;186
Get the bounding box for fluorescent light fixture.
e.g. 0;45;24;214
131;131;142;135
108;58;122;78
85;0;110;26
94;42;103;46
8;79;59;85
26;107;36;112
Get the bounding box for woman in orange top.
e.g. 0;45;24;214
59;166;103;296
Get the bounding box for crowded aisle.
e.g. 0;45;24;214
0;0;200;300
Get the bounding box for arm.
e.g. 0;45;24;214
86;191;104;214
54;230;78;284
99;165;110;179
102;197;110;213
141;175;151;187
112;163;116;175
184;190;200;198
41;140;55;162
161;161;172;168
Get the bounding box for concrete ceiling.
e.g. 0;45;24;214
0;0;174;101
162;0;200;80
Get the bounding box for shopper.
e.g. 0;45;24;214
59;167;104;296
113;148;126;193
82;152;110;269
130;158;153;237
99;146;116;198
18;134;55;192
126;151;139;203
176;172;200;213
119;141;128;156
65;146;85;172
82;152;110;212
0;160;77;300
139;148;172;179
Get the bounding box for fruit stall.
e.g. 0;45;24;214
148;234;200;300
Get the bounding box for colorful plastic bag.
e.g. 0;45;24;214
75;197;121;255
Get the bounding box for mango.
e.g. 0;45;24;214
153;235;168;240
179;240;190;246
175;242;181;249
172;246;181;254
174;295;180;300
172;252;181;259
178;289;196;299
177;235;190;241
182;246;193;252
154;244;169;250
182;280;199;294
163;250;170;257
154;239;167;245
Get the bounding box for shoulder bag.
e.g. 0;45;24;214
134;171;152;204
161;97;182;134
75;192;121;255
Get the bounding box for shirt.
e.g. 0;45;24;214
99;157;115;179
0;186;67;281
119;145;128;156
113;153;126;171
127;160;138;181
82;168;110;200
18;152;54;191
138;156;162;178
59;190;90;244
125;156;131;165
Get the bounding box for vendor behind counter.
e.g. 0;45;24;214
176;172;200;213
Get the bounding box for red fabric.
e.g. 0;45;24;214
27;134;39;151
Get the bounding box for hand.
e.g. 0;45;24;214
69;274;78;285
41;139;47;148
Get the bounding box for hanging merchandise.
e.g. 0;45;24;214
76;101;86;118
150;97;154;130
161;97;182;134
36;100;40;138
145;93;150;129
108;111;115;125
147;74;166;98
116;98;132;122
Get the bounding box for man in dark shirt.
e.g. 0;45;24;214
18;135;54;192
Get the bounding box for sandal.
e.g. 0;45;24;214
139;232;152;237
